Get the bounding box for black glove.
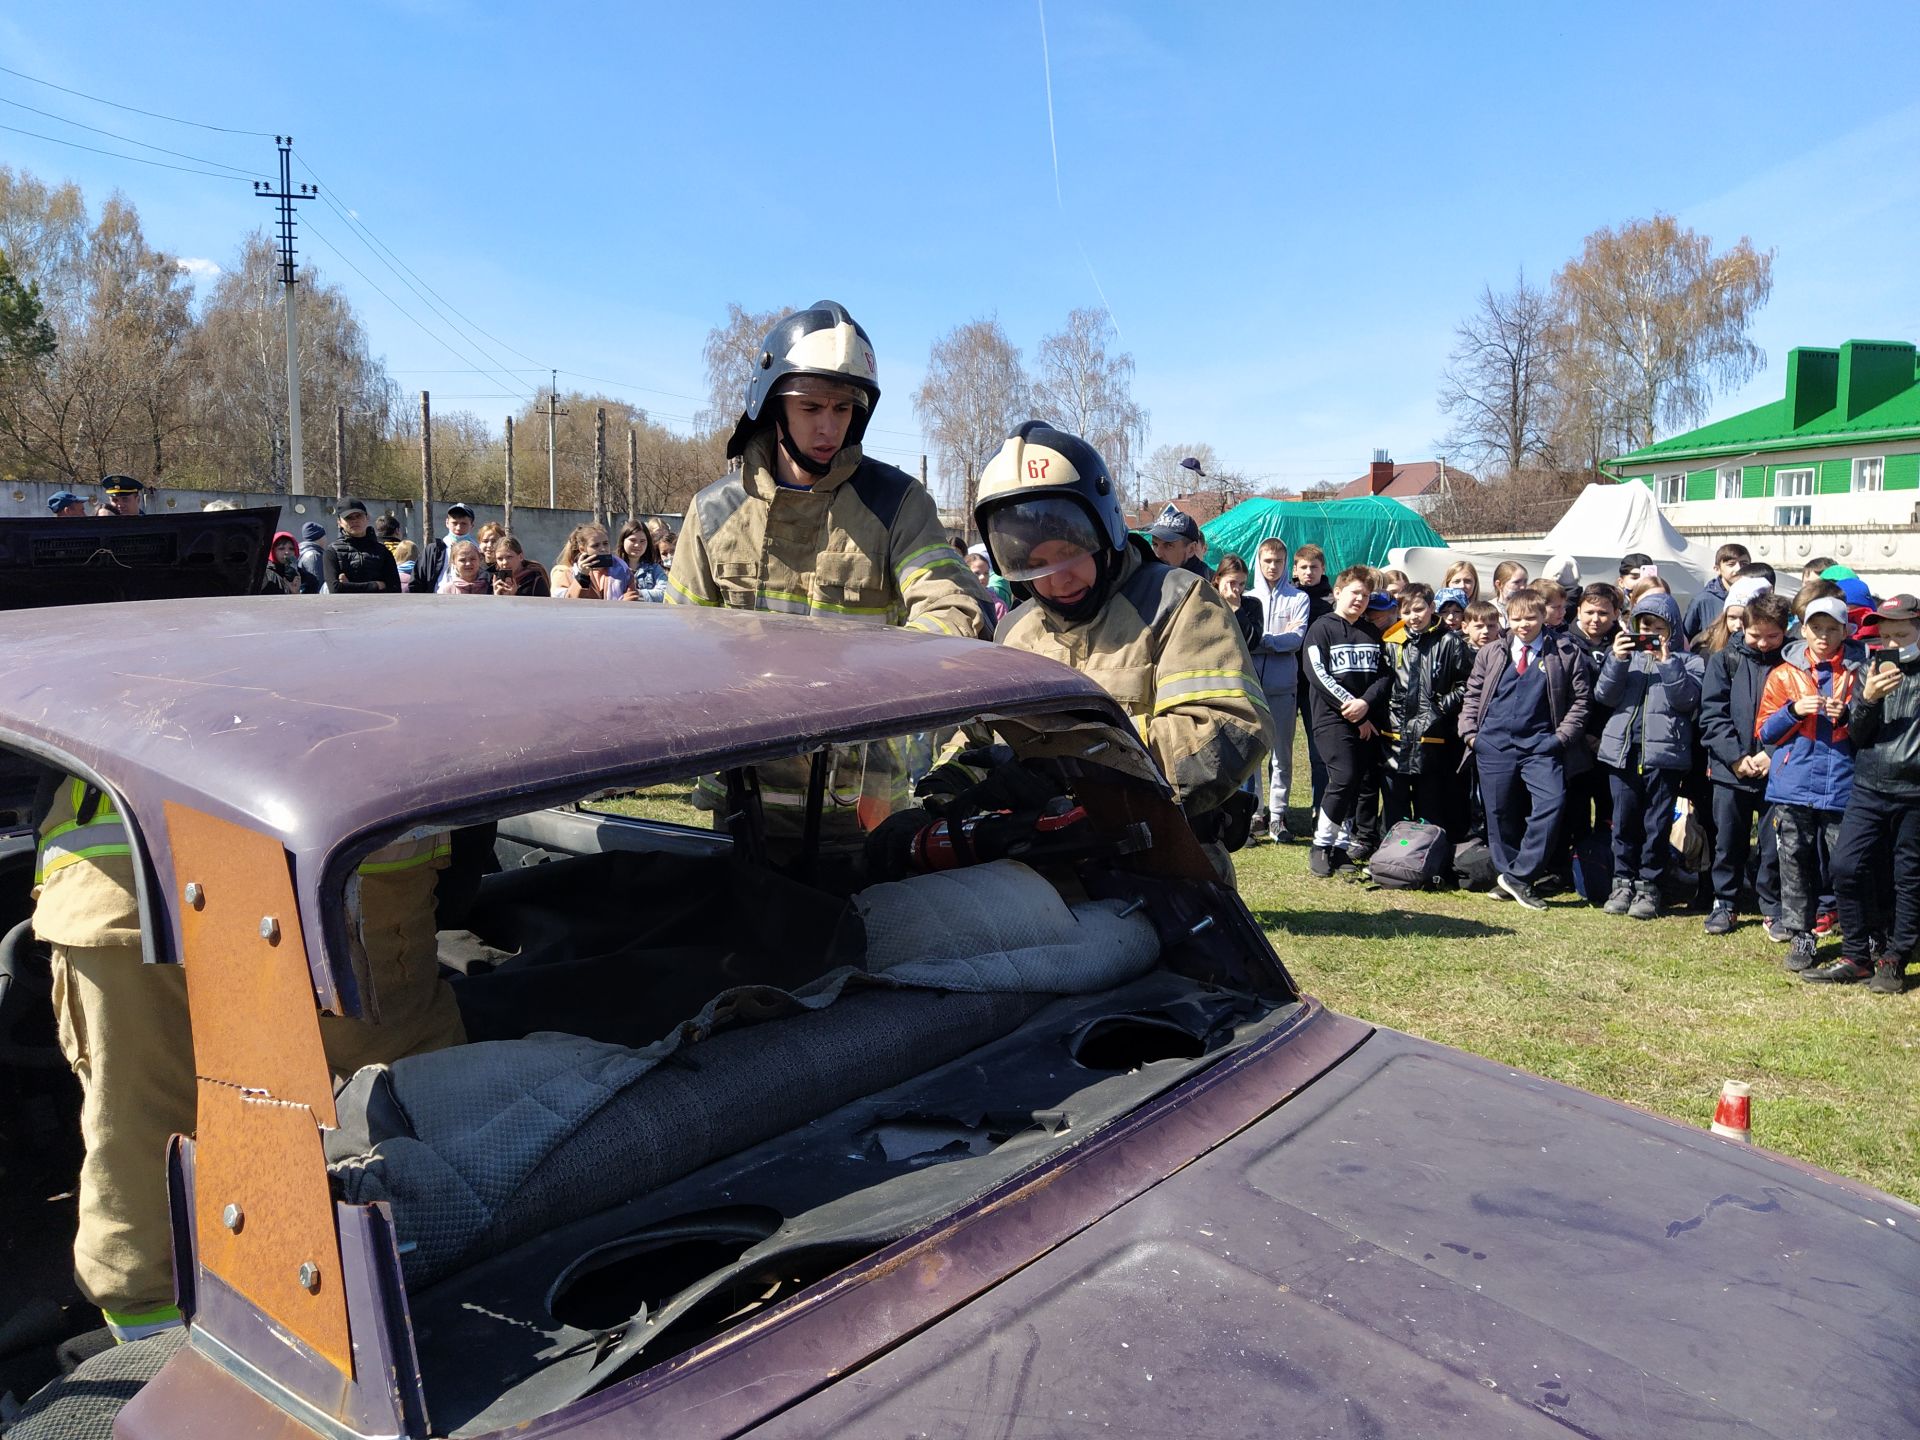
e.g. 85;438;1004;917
918;744;1062;816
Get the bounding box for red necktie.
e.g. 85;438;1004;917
1516;644;1529;675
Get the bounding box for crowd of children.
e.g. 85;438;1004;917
1209;531;1917;996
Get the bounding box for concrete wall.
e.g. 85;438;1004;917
0;480;680;573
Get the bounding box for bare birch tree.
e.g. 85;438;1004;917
1551;214;1773;456
1436;272;1557;478
699;302;788;435
914;319;1030;521
1031;307;1147;507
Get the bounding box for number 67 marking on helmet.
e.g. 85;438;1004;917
1026;457;1051;480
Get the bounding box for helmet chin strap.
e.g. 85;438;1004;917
775;416;836;479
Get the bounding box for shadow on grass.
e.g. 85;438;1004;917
1253;908;1517;941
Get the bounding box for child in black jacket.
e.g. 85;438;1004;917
1697;590;1789;937
1304;566;1391;876
1383;583;1473;840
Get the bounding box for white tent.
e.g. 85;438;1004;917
1389;483;1712;605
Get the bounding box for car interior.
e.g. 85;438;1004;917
0;719;1303;1434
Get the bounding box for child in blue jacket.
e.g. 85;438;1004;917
1594;591;1702;920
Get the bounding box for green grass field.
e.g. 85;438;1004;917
594;776;1918;1205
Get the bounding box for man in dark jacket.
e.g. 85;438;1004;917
1382;582;1473;839
296;522;328;594
1698;591;1789;936
324;498;402;594
1816;593;1920;990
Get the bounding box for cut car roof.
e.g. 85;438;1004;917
0;597;1117;860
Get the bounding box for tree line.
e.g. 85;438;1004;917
0;164;1773;535
0;165;1162;523
0;165;726;515
1425;213;1774;535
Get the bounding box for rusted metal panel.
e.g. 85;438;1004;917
167;800;336;1125
191;1081;352;1379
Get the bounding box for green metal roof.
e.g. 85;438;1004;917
1612;340;1920;468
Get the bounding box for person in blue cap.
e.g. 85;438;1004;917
47;490;86;517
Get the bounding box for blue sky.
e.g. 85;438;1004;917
5;2;1920;500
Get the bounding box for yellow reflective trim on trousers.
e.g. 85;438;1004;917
36;838;132;884
666;576;718;607
103;1304;183;1342
357;841;452;876
38;778;131;883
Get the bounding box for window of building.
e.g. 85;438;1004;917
1853;456;1884;492
1656;472;1685;505
1718;466;1743;500
1774;505;1812;527
1774;467;1815;498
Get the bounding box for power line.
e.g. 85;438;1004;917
302;218;537;403
295;153;543;373
0;63;272;136
304;184;534;399
0;120;247;181
0;93;258;176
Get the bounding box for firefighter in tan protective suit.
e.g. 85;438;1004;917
34;780;464;1343
667;301;996;847
973;422;1274;882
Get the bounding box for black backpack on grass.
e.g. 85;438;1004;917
1369;820;1453;890
1451;835;1498;892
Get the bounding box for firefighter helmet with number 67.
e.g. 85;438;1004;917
974;420;1128;580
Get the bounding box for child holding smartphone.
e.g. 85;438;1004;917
1756;598;1858;973
1593;592;1702;919
1815;595;1920;990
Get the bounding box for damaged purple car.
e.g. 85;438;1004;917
3;595;1915;1439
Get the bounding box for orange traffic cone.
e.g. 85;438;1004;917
1710;1080;1752;1142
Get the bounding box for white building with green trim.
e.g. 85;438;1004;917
1610;339;1920;533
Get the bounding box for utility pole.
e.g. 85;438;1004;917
626;426;638;525
503;415;515;533
419;390;433;548
593;407;607;530
535;369;568;508
333;404;346;499
255;136;316;495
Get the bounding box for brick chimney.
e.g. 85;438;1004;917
1369;448;1394;495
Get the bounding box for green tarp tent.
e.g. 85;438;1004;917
1201;495;1445;575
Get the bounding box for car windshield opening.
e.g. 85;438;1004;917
304;709;1300;1433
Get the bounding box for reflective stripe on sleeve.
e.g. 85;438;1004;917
1152;668;1270;714
665;575;718;607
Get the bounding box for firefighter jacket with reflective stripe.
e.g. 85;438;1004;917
996;542;1273;814
33;778;140;948
664;433;995;640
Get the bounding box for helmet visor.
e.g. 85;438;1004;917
772;375;872;410
985;494;1106;581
